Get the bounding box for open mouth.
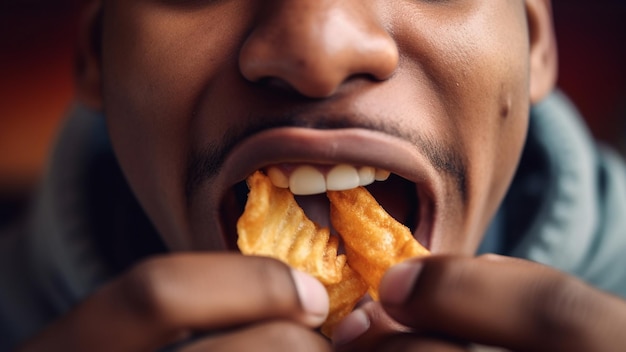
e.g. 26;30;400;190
220;162;431;252
211;127;438;254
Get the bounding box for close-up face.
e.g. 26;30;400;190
93;0;553;255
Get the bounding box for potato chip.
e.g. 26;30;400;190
320;264;368;337
237;171;429;337
328;187;429;300
237;171;345;285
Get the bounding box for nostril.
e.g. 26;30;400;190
249;77;323;100
256;77;297;92
241;60;345;98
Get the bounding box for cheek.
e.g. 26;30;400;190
395;2;531;250
100;3;252;249
462;27;531;245
459;29;531;250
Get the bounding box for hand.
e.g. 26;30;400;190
17;253;331;352
334;254;626;352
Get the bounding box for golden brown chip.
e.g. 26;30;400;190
237;171;429;338
320;264;368;337
237;171;346;285
328;187;429;300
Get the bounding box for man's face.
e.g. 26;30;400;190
99;0;534;254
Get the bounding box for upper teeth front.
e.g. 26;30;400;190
266;164;391;195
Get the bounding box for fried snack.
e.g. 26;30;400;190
321;264;368;337
237;171;366;336
328;187;430;300
237;171;346;285
237;171;429;337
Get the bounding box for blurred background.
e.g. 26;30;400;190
1;0;625;225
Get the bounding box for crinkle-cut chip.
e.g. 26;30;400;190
237;172;429;338
321;264;368;338
328;187;429;300
237;171;346;285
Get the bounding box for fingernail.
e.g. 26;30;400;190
379;261;423;306
332;309;370;346
291;269;329;326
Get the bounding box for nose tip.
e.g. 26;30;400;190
239;4;399;98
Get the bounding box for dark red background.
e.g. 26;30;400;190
1;0;625;195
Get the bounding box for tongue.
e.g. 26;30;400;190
295;194;332;229
295;193;345;255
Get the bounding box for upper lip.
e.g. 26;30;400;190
212;126;442;249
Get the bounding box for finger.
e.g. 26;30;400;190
378;254;626;352
338;328;469;352
180;320;331;352
18;253;328;352
332;301;411;349
372;335;469;352
333;302;470;352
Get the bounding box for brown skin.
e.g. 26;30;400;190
337;255;626;352
91;0;548;254
17;0;626;351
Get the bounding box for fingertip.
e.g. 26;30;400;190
379;261;423;306
290;269;329;326
331;309;370;347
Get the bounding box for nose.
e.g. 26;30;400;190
239;1;399;98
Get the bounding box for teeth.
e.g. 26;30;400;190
267;167;289;188
267;164;391;195
375;169;391;181
358;166;375;186
326;164;360;191
289;166;327;195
